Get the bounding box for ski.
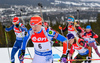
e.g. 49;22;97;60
58;58;100;61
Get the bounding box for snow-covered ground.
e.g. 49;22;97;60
0;46;100;63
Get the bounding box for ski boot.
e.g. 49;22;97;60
85;56;91;63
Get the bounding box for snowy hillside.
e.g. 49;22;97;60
51;0;100;7
0;0;100;7
0;46;100;63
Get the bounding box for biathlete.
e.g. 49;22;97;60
19;15;68;63
82;25;100;57
59;16;84;61
67;33;92;63
4;17;27;63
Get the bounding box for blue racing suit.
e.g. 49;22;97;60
21;27;67;63
5;23;27;63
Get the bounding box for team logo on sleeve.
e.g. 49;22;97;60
49;30;53;35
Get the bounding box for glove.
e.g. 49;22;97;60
71;23;74;25
60;54;67;63
3;25;5;28
19;50;25;61
72;27;75;30
60;57;67;63
55;40;58;44
16;24;19;28
59;25;62;30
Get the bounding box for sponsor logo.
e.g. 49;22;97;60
32;37;47;41
31;19;39;21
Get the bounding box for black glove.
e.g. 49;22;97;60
21;50;25;56
3;25;5;29
60;54;68;63
60;49;70;59
71;23;74;25
16;24;19;28
19;50;25;61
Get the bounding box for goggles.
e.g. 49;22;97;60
29;21;42;28
67;17;74;22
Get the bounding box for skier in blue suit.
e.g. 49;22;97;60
3;17;27;63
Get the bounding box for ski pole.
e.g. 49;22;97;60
4;30;11;62
95;40;100;45
38;3;44;23
20;9;32;59
58;58;100;62
59;25;64;46
48;17;63;52
37;3;63;60
19;28;32;59
24;57;100;62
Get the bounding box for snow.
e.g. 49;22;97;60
52;0;100;7
0;46;100;63
0;8;5;11
81;0;100;2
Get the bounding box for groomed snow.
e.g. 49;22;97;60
0;46;100;63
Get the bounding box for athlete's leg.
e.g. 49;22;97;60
17;40;23;63
11;40;19;63
91;42;100;57
87;46;92;57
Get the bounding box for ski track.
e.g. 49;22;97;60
0;46;100;63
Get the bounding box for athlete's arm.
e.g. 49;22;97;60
55;34;67;42
69;45;74;59
76;26;83;33
62;26;68;32
22;28;32;50
46;28;67;42
20;25;28;32
82;32;88;38
63;42;68;54
91;31;98;38
5;25;14;32
78;39;89;48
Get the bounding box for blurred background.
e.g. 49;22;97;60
0;0;100;47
